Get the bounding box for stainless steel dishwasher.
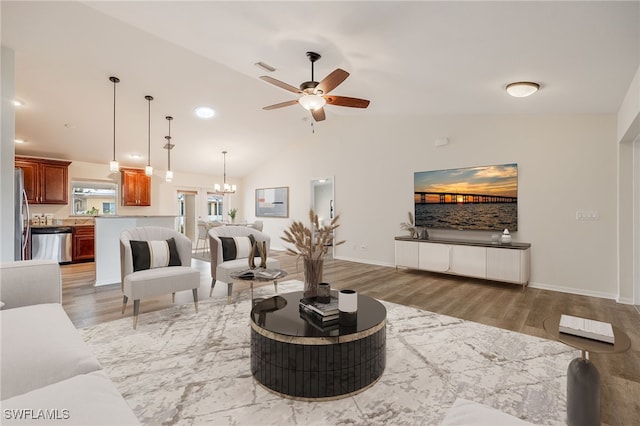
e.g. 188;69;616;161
31;226;73;263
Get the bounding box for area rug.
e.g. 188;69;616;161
80;281;576;426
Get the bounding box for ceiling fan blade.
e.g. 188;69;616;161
316;69;349;94
311;107;326;122
324;95;370;108
260;76;301;94
262;99;299;110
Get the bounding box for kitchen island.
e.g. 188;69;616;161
95;216;177;286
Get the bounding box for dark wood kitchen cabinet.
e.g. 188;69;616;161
15;156;71;204
120;168;151;206
72;226;95;262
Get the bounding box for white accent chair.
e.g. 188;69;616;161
208;225;280;301
120;227;200;329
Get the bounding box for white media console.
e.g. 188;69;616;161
394;237;531;290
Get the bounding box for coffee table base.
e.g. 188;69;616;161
250;323;386;400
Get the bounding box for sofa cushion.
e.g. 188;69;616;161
1;370;139;425
130;238;181;272
0;303;102;400
440;398;534;426
123;266;200;300
219;236;253;261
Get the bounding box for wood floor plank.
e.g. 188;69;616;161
59;252;639;424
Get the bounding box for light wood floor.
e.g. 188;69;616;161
61;252;639;425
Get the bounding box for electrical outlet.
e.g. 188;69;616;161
576;210;599;221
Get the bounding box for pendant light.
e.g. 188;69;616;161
214;151;236;194
144;95;154;176
163;116;174;182
108;76;120;172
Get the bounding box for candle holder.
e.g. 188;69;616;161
317;283;331;304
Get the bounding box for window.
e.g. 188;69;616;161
71;180;117;216
207;193;223;222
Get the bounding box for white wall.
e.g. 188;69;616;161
616;64;640;304
243;113;619;299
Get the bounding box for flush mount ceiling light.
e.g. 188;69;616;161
505;81;540;98
194;106;215;119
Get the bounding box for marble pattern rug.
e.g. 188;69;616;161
80;281;577;425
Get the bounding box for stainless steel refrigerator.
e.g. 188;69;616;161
14;168;30;260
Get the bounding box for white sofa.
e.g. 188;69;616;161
208;226;280;300
0;260;139;425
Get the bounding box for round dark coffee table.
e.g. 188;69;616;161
250;290;386;400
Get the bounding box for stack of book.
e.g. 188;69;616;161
299;295;339;329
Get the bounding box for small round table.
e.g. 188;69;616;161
543;315;631;426
250;291;387;400
229;268;287;303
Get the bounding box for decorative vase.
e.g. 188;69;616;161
248;242;257;270
303;257;324;297
259;241;267;269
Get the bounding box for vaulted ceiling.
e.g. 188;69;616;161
4;1;639;177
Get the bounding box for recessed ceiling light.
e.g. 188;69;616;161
195;106;215;119
12;100;23;107
14;138;25;144
130;154;143;159
505;82;540;98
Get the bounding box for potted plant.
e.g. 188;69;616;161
228;208;238;223
282;209;344;297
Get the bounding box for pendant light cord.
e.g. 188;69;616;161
145;95;153;167
109;77;120;161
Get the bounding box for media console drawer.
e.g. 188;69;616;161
394;237;530;289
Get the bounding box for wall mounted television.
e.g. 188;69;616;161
414;163;518;231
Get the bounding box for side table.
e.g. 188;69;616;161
543;315;631;426
229;268;287;303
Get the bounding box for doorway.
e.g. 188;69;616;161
177;191;197;244
310;177;335;257
634;138;639;311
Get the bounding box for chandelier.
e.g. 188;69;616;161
214;151;236;194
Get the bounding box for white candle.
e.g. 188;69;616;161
339;289;358;313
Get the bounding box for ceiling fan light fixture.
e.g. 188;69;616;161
299;94;326;111
505;81;540;98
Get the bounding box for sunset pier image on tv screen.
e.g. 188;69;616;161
414;163;518;231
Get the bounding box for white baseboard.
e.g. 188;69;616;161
525;281;628;303
333;255;394;268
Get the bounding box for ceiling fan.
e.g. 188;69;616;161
260;51;370;122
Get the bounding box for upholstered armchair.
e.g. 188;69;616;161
120;226;200;329
208;226;280;301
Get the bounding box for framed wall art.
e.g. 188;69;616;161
256;186;289;218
